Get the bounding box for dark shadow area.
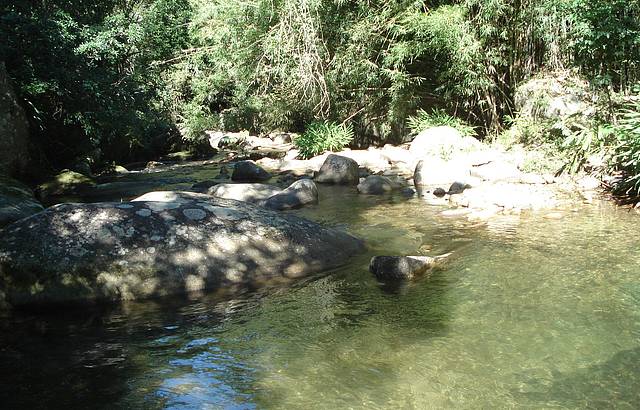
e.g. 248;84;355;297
0;288;275;409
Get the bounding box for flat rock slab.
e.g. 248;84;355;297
448;182;559;211
207;183;282;204
0;197;364;308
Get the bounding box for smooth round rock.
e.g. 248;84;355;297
231;161;272;182
433;188;447;197
448;181;471;195
369;256;437;280
315;154;359;185
357;175;394;195
263;179;318;211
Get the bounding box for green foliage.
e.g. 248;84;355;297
571;0;640;91
170;0;459;143
498;115;553;148
612;98;640;193
0;0;191;170
2;0;640;186
560;121;615;174
294;122;354;159
407;109;477;138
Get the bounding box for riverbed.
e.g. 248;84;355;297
1;165;639;408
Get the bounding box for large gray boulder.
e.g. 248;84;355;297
413;159;472;189
315;154;359;185
263;179;318;210
232;160;272;182
0;63;30;177
206;183;281;204
0;197;364;308
0;176;44;228
369;254;450;280
514;74;594;122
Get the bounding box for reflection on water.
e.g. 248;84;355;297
2;185;640;408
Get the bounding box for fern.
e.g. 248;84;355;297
294;122;354;159
407;109;477;138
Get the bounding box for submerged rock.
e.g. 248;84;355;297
207;183;282;204
231;160;272;182
0;197;364;308
369;254;450;280
0;176;44;228
263;179;318;210
218;165;230;179
400;187;416;197
357;175;395;195
315;154;359;185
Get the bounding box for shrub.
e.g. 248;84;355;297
294;122;354;159
407;109;477;138
612;98;640;194
560;121;615;174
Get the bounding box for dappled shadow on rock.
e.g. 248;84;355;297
0;196;364;308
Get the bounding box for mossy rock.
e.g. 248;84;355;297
37;170;96;199
114;165;129;174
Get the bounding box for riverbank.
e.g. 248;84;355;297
0;124;620;231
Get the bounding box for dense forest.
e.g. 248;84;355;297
2;0;640;194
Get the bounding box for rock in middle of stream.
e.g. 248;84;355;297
369;254;451;280
0;195;364;308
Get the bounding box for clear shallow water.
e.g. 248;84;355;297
2;183;640;409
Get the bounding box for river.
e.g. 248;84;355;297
1;163;639;408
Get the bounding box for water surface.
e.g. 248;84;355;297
2;182;640;409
